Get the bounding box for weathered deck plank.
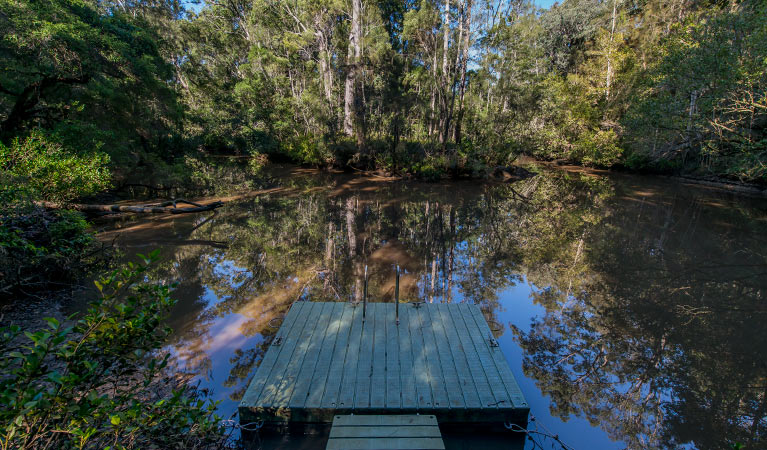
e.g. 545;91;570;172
239;301;306;407
271;302;328;407
408;304;433;409
456;303;511;409
239;301;529;426
398;305;417;409
447;303;496;408
252;301;316;407
288;302;336;408
327;437;445;450
465;304;528;409
434;303;481;409
354;302;375;409
305;303;348;409
370;302;387;408
427;304;464;409
385;302;401;409
321;304;359;409
417;305;449;410
337;304;364;409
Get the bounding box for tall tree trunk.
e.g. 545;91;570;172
445;0;465;144
605;0;617;100
453;0;472;144
316;24;334;106
439;0;450;145
343;0;363;138
442;0;450;81
429;42;438;137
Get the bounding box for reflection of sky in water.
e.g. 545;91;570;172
167;265;623;449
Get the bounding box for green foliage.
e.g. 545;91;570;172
248;152;269;175
410;155;450;181
2;0;765;204
0;252;224;449
0;0;183;183
0;130;110;203
0;205;94;298
573;129;622;167
181;154;263;195
622;1;767;181
281;136;334;166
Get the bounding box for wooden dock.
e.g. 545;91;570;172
239;301;529;428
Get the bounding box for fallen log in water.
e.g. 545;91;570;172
36;199;224;214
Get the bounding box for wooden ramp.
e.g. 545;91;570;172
326;415;444;450
239;301;529;427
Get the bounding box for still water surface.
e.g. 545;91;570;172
96;164;767;449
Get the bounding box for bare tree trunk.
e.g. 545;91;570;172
316;25;334;105
343;0;363;138
442;0;450;81
439;0;450;145
453;0;472;144
429;44;438;137
444;0;465;144
605;0;617;100
685;89;698;162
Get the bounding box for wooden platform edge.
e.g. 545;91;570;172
238;302;531;430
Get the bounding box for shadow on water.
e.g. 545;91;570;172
93;164;767;449
240;430;527;450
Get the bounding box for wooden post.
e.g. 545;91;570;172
363;265;368;322
395;264;400;325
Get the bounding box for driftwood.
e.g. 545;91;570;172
36;199;224;215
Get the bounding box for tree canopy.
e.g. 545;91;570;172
1;0;765;183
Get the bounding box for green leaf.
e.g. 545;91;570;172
47;371;63;385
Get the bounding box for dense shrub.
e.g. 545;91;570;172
622;3;767;182
572;130;623;167
0;200;95;299
0;252;224;449
0;131;110;204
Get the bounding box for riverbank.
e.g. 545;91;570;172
515;156;767;197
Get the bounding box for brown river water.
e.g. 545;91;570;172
91;164;767;449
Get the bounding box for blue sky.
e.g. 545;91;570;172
184;1;559;14
536;0;558;8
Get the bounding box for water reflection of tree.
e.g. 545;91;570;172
515;180;767;449
143;170;609;402
120;167;766;448
144;174;575;403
